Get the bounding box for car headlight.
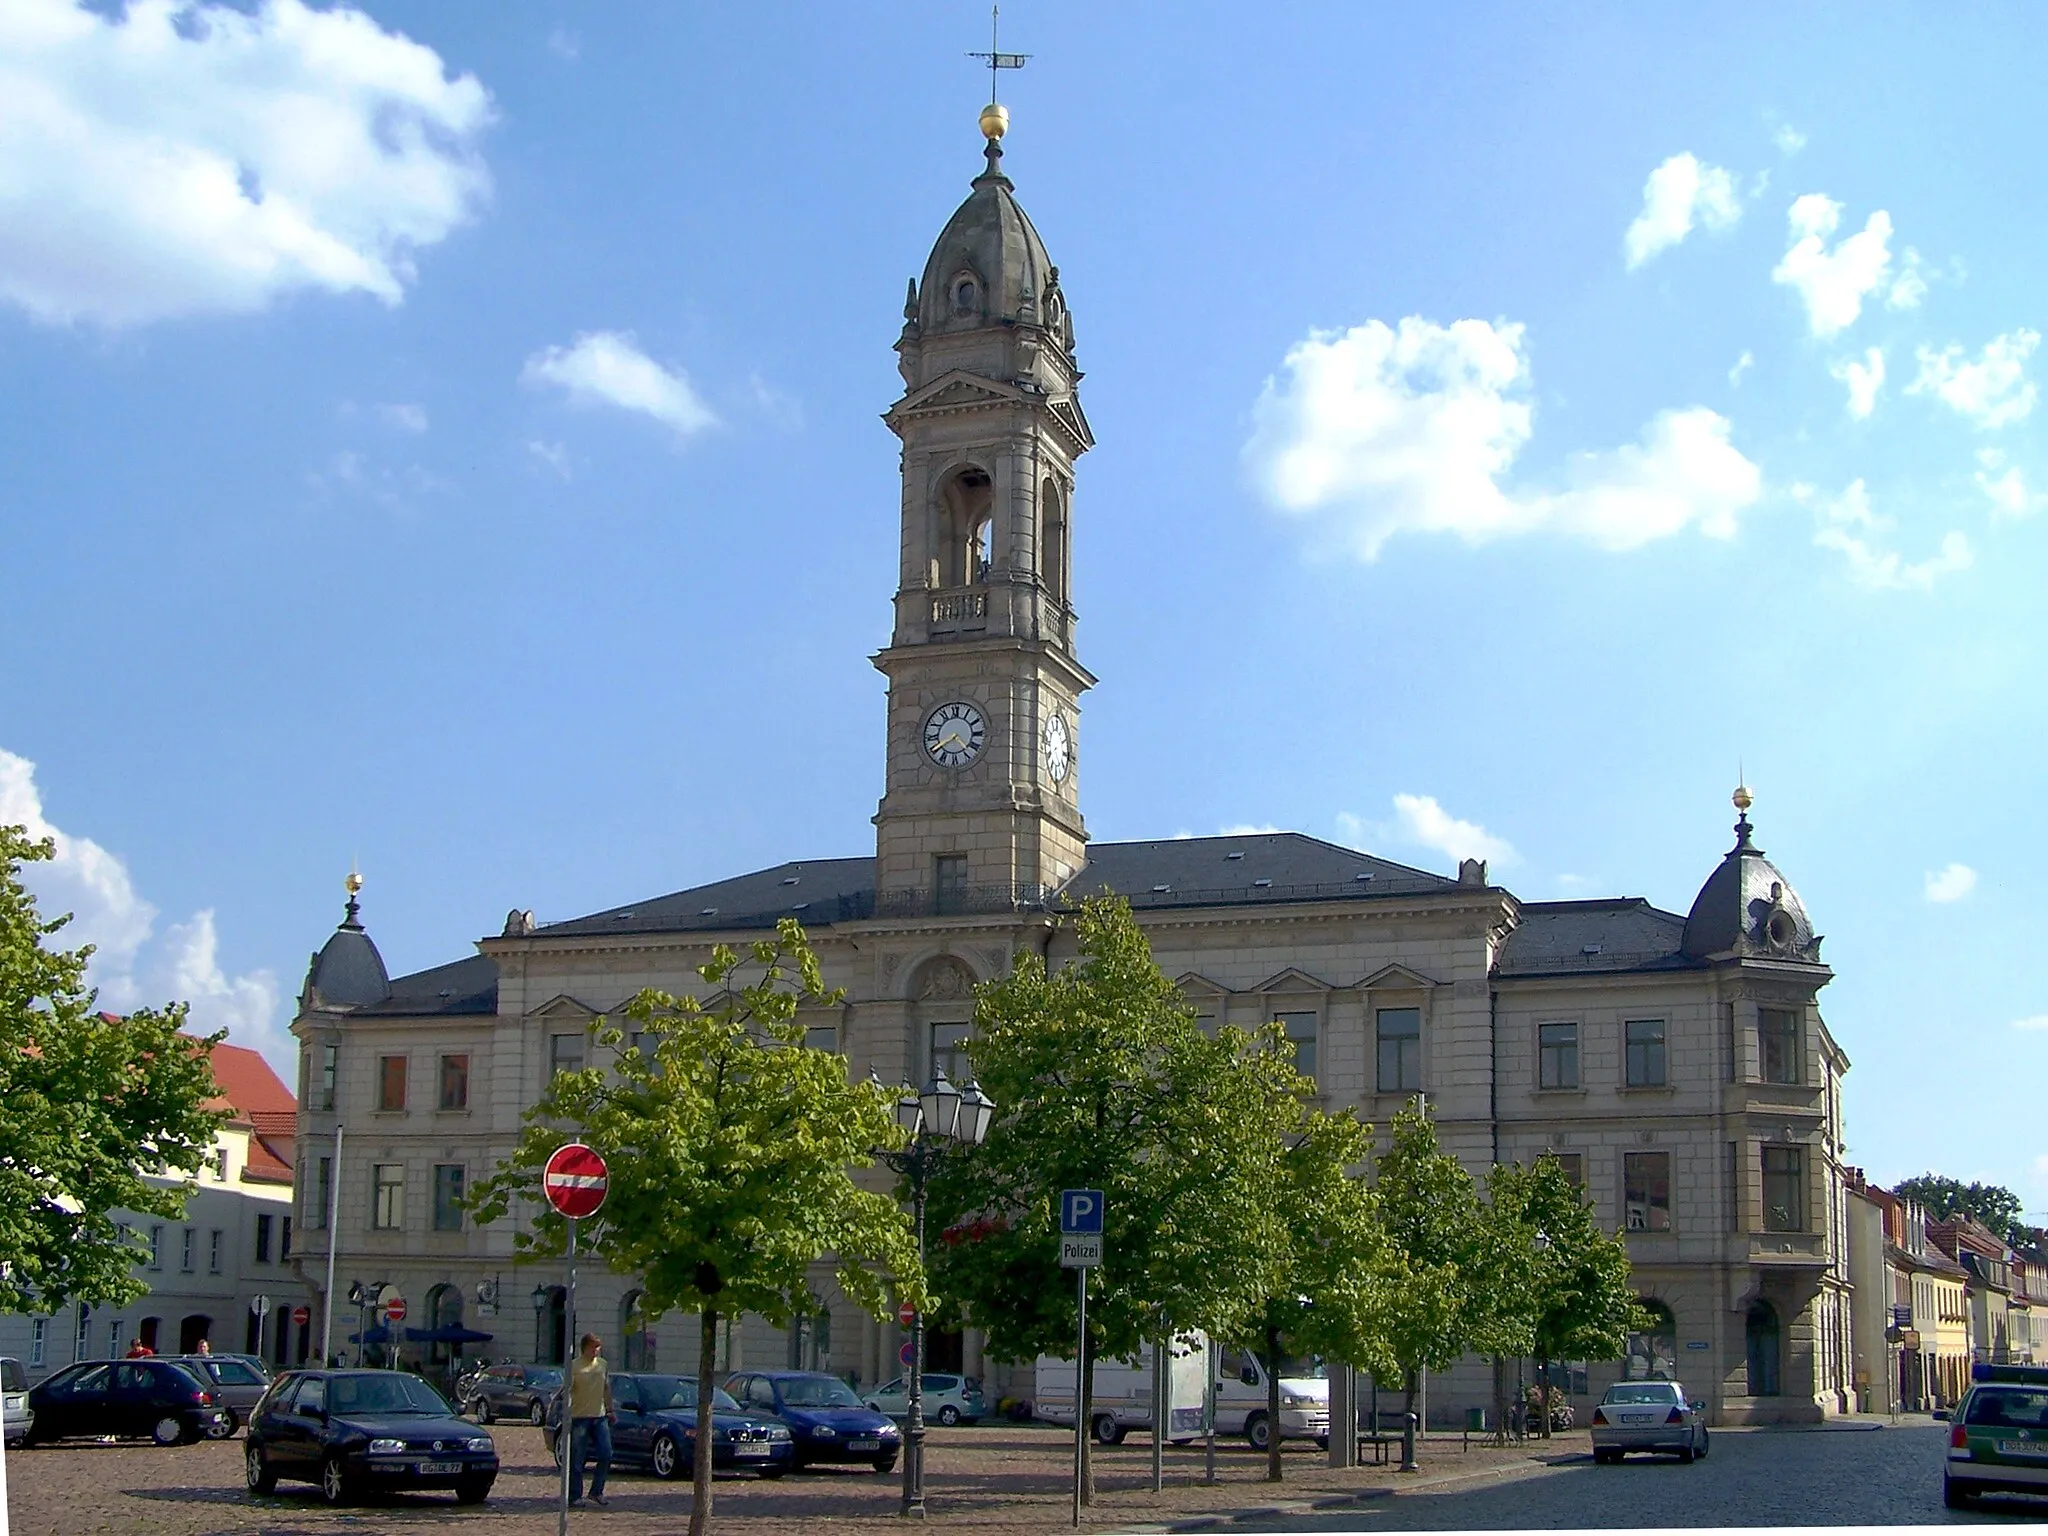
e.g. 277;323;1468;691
367;1437;405;1454
1281;1393;1314;1408
770;1426;792;1440
811;1425;837;1438
464;1436;492;1452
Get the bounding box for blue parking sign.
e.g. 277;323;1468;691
1059;1189;1104;1234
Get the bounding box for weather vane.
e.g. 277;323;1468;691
967;3;1029;104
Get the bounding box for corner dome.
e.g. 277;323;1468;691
302;889;390;1009
913;141;1061;341
1680;807;1819;962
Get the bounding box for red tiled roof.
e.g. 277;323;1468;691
199;1039;297;1119
243;1133;295;1184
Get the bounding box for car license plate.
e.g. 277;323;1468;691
1621;1413;1654;1424
1997;1440;2048;1457
733;1444;771;1457
421;1460;462;1475
850;1438;881;1451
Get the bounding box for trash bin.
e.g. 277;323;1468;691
1465;1406;1486;1432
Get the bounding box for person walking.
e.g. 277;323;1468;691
566;1332;615;1507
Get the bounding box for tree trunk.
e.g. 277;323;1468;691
1264;1323;1283;1483
1401;1365;1419;1447
1536;1354;1551;1440
1491;1355;1507;1446
1078;1328;1095;1503
689;1307;718;1536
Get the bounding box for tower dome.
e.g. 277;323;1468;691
1680;790;1821;962
301;872;391;1009
907;131;1070;356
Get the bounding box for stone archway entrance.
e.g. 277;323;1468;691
179;1314;212;1354
1746;1300;1782;1396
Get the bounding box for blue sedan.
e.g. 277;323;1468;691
725;1370;902;1471
605;1373;793;1480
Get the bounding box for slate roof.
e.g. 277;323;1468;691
353;953;499;1018
1493;898;1697;978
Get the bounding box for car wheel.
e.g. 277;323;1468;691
936;1404;961;1427
207;1408;239;1440
1092;1413;1125;1446
455;1474;495;1505
319;1455;355;1506
245;1443;278;1495
469;1397;492;1424
1943;1478;1974;1510
528;1398;546;1426
1678;1438;1696;1464
874;1455;899;1474
759;1466;786;1480
1244;1412;1270;1453
1697;1427;1709;1458
151;1415;185;1447
651;1432;686;1481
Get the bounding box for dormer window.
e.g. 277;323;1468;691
952;276;980;314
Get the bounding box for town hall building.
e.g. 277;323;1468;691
290;108;1856;1426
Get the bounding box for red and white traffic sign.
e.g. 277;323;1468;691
543;1142;609;1219
897;1301;917;1327
384;1296;408;1322
291;1306;310;1327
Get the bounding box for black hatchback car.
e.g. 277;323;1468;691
24;1358;227;1445
245;1369;498;1505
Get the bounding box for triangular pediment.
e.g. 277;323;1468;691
1356;962;1438;992
892;371;1027;416
532;993;603;1020
1174;971;1232;998
1253;966;1334;995
1049;395;1095;450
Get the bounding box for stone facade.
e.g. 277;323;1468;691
283;121;1859;1427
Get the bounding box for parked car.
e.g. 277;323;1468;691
161;1354;271;1437
1589;1380;1707;1463
1943;1366;2048;1509
559;1373;792;1480
23;1358;227;1446
244;1369;498;1506
724;1370;902;1471
863;1372;987;1427
465;1363;563;1425
3;1357;32;1447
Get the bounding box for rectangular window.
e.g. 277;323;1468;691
1538;1022;1580;1089
1376;1007;1421;1094
934;853;969;916
1273;1011;1318;1079
1623;1151;1672;1232
1763;1146;1806;1232
317;1043;337;1112
280;1215;292;1259
1759;1008;1800;1084
30;1317;45;1368
73;1304;92;1362
433;1164;465;1232
255;1214;273;1264
549;1032;585;1078
148;1224;163;1270
180;1228;194;1272
1193;1011;1218;1037
308;1155;332;1229
1624;1019;1668;1087
803;1023;839;1054
108;1320;124;1358
373;1163;405;1230
208;1229;223;1274
377;1054;407;1112
1544;1151;1584;1188
930;1022;972;1085
438;1053;469;1110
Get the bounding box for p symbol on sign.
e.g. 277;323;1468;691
1059;1188;1104;1234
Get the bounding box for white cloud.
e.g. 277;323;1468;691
526;439;572;479
1624;153;1743;270
1245;317;1761;560
1924;862;1978;903
546;27;580;61
0;747;288;1075
377;402;428;434
1772;194;1897;337
1808;479;1972;591
522;330;717;438
1888;248;1929;311
0;0;492;327
1774;124;1808;158
1908;330;2039;430
1830;347;1886;419
2014;1016;2048;1032
1387;794;1516;867
1217;823;1283;837
1728;351;1754;389
1975;449;2043;519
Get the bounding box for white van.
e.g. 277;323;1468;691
1034;1336;1329;1450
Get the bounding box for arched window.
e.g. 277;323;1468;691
1746;1299;1781;1396
938;469;995;587
620;1290;654;1371
424;1283;464;1378
1041;478;1068;607
1625;1299;1677;1380
537;1286;568;1365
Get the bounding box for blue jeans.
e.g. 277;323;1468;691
569;1416;612;1501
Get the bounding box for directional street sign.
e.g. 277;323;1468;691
543;1142;610;1219
250;1293;271;1317
1059;1233;1102;1268
1059;1189;1103;1234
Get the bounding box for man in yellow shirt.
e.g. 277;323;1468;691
566;1332;615;1506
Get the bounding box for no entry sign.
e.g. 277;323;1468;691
384;1296;408;1322
544;1142;610;1219
898;1301;917;1327
291;1306;310;1327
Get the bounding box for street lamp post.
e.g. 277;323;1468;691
873;1070;994;1519
531;1283;551;1363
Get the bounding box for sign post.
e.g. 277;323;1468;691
250;1293;271;1367
1059;1190;1103;1527
543;1143;608;1536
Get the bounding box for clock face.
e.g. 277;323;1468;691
1043;710;1072;784
923;700;986;769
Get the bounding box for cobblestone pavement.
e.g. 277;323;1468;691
1228;1420;2048;1530
0;1423;1587;1536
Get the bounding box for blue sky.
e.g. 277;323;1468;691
3;2;2045;1217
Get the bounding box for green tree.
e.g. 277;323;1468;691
0;826;227;1315
468;919;919;1536
1371;1102;1482;1435
1896;1174;2028;1246
925;897;1297;1501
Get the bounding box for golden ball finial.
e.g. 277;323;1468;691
1732;785;1753;814
345;869;363;896
979;101;1009;141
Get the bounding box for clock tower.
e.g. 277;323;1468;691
873;108;1094;911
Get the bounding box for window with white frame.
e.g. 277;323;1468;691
317;1043;337;1112
147;1224;163;1270
1624;1019;1668;1087
1759;1008;1800;1084
433;1164;465;1232
208;1229;223;1273
73;1304;92;1362
30;1317;45;1368
180;1228;194;1272
930;1022;972;1084
1763;1145;1806;1232
549;1031;585;1079
1538;1022;1579;1089
1376;1007;1421;1093
373;1163;405;1230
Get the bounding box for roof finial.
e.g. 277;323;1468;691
968;3;1026;167
1732;779;1754;849
344;864;363;927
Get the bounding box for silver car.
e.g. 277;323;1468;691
1590;1379;1708;1463
3;1356;31;1447
862;1373;987;1427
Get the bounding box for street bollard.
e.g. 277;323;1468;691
1400;1411;1418;1473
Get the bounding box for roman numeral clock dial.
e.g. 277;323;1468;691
923;700;986;769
